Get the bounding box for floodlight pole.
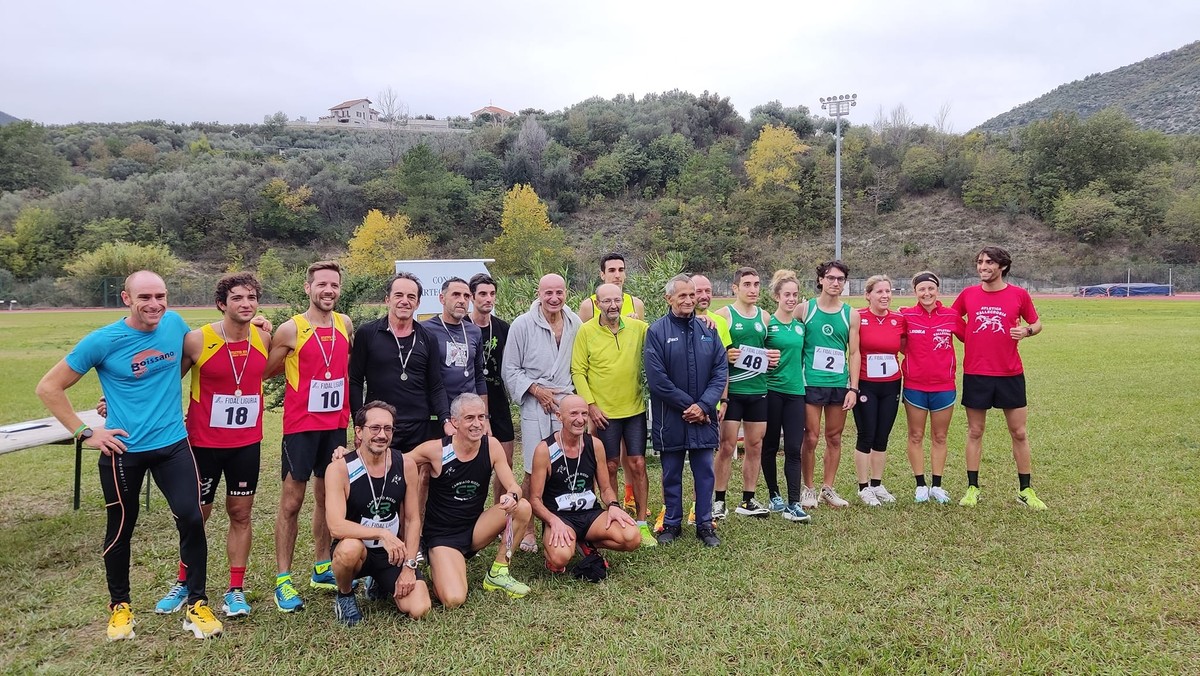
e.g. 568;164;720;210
820;94;857;260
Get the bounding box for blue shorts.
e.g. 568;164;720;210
903;388;956;412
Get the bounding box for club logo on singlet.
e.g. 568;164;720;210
453;481;480;499
570;476;588;492
934;335;952;350
130;348;177;377
554;462;569;477
370;498;396;519
822;325;834;336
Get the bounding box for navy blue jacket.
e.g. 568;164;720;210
644;311;728;452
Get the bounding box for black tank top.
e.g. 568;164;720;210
543;432;599;515
424;435;493;538
344;448;406;548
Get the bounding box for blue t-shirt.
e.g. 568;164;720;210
65;311;189;452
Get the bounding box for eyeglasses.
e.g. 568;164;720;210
363;425;394;434
823;275;847;283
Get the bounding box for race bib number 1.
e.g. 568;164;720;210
812;346;845;374
555;490;597;512
734;345;769;374
866;354;898;379
209;394;261;429
308;378;345;413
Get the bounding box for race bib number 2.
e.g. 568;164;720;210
734;345;769;374
209;394;261;429
308;378;345;413
812;346;845;374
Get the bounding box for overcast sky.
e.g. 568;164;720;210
2;0;1197;131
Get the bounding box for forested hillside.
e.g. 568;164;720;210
2;88;1200;305
978;41;1200;135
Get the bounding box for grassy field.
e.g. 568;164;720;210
1;300;1198;674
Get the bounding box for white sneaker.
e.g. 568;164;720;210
914;486;930;503
820;486;850;509
929;486;952;504
800;486;819;510
858;486;882;507
872;484;896;503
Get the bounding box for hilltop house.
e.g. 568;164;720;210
320;98;380;125
470;105;515;124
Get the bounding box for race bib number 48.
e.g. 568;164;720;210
812;346;845;373
734;345;769;374
210;394;261;429
308;378;345;413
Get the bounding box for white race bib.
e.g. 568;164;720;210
360;515;400;548
209;394;261;429
812;346;845;373
734;345;769;374
866;354;899;379
308;378;345;413
554;490;597;512
446;342;469;368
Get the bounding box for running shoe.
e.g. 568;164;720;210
654;505;666;532
107;602;136;641
687;502;696;526
820;486;850;508
696;527;721;548
914;486;930;503
959;485;981;507
482;566;530;599
801;486;819;510
656;524;682;545
767;495;787;513
182;600;223;639
712;499;728;520
222;589;250;617
1017;487;1048;510
363;576;386;601
638;523;658;548
858;486;882;507
333;594;363;627
872;484;897;504
274;579;305;612
929;487;952;504
310;562;337;590
545;559;567;574
154;581;188;614
782;502;811;523
735;498;770;517
623;485;636;513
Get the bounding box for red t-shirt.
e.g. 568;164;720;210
899;302;963;391
951;284;1039;376
857;309;905;382
187;324;269;448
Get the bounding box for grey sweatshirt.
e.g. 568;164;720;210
501;299;581;418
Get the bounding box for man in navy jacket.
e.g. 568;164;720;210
644;274;728;547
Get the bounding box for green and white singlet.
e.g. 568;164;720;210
726;304;769;395
801;301;852;388
765;315;806;395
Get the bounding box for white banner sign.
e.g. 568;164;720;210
394;259;495;317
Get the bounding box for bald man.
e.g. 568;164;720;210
36;270;222;641
502;273;581;552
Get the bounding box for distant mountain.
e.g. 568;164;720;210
0;110;20;126
977;41;1200;134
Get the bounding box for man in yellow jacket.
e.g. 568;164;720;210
571;283;654;546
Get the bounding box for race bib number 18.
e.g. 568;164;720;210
308;378;345;413
734;345;769;374
210;394;261;429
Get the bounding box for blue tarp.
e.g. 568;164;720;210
1077;283;1173;297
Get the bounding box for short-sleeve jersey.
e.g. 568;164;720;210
857;310;905;383
801;302;852;388
952;284;1039;376
283;313;351;434
726;305;769;395
187;323;269;448
65;311;190;452
764;315;806;395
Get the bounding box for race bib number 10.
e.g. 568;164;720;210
308;378;345;413
734;345;769;374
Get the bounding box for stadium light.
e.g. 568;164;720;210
819;93;857;260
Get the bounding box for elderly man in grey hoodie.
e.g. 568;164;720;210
502;273;581;552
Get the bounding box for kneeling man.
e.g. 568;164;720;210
530;395;641;580
325;401;431;625
410;394;532;607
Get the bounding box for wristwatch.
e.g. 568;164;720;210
403;558;418;570
77;427;94;441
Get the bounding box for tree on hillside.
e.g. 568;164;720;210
378;86;410;167
0;207;70;279
745;124;809;192
254;178;319;239
484;184;569;275
343;209;431;276
64;241;182;305
0;121;70;193
395;144;471;243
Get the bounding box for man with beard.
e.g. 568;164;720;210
325;401;431;625
266;261;354;612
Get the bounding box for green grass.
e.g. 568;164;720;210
2;300;1199;673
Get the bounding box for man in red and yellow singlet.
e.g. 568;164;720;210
265;261;354;611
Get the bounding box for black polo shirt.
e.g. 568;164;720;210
349;317;450;426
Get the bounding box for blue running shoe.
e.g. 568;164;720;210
222;589;250;617
782;502;811;523
334;594;363;627
274;578;304;612
154;581;188;614
310;562;337;590
768;495;787;513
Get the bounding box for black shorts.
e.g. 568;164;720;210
962;374;1027;410
392;419;436;454
596;413;647;459
724;393;768;423
281;428;346;481
488;401;515;444
330;542;424;595
544;508;603;541
422;528;479;560
805;386;848;406
193;442;261;505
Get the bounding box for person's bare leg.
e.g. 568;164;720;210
801;405;822;488
820;405;847;487
904;403;929;477
519;473;538;552
274;477;307;575
226;495;254;572
965;408;988;472
739;421;766;496
715;419;740;493
929;407;954;477
869;450;887;482
331;539;365;594
628;455;649;520
1004;407;1032;474
311;477;330;570
428;547;469;609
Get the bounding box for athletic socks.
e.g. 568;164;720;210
915;474;927;487
967;470;979;488
230;566;246;590
869;479;881;488
859;482;869;491
276;572;291;586
715;491;726;503
489;562;508;576
931;474;942;488
313;559;332;574
1018;473;1031;491
741;491;755;503
176;561;187;583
